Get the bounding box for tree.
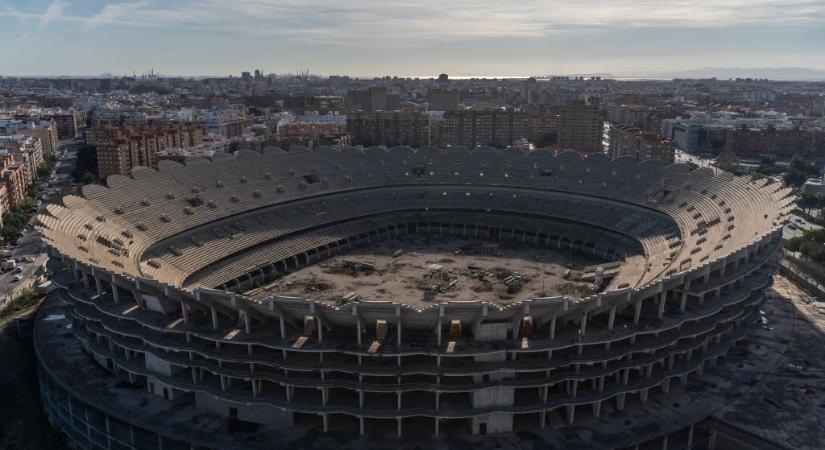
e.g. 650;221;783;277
784;169;807;191
798;191;822;214
717;150;739;173
73;145;99;183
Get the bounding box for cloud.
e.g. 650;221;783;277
3;6;31;25
86;2;149;27
6;0;825;43
40;0;69;26
75;0;825;42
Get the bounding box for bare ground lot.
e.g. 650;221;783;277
258;236;609;307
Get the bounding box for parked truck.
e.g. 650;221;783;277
3;259;16;272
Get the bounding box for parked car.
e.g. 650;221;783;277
12;274;23;282
15;266;23;273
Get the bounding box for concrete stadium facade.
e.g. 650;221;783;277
34;147;793;449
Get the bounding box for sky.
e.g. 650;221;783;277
1;0;824;77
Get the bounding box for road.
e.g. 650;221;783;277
1;143;79;298
674;149;721;174
783;213;823;240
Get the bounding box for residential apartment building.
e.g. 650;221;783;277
606;123;676;164
275;122;349;148
88;123;204;179
558;102;603;153
347;87;399;112
19;119;60;155
428;88;460;111
347;111;432;148
0;152;30;209
724;126;825;160
0;184;8;227
441;109;557;148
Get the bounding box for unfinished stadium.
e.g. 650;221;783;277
33;147;794;449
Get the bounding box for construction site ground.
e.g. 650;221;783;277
260;236;610;307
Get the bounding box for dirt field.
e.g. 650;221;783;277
261;236;609;306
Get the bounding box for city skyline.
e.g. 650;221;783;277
2;0;825;77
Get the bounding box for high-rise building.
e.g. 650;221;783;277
347;111;431;147
428;88;460;111
558;102;603;153
441;109;557;148
347;87;389;111
724;126;824;160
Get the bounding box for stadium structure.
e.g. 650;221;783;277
34;147;793;449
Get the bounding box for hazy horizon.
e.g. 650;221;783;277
2;0;824;77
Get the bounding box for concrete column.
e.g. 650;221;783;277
322;414;329;432
608;306;616;331
633;300;643;326
579;312;588;335
317;315;323;342
617;393;626;410
566;404;575;424
279;315;286;340
436;315;442;346
359;416;365;436
661;378;671;394
397;418;402;438
180;301;189;324
571;380;578;399
210;306;218;330
549;316;557;339
680;281;691;312
434;418;439;437
657;290;667;319
111;283;120;304
242;312;251;335
661;434;668;450
593;400;601;418
687;424;694;447
104;415;112;449
708;429;717;450
640;388;649;403
396;305;402;345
